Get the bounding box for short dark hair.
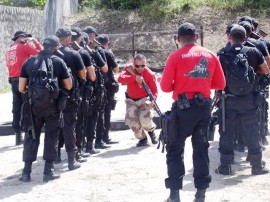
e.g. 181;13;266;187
133;53;146;62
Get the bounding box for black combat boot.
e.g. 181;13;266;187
85;141;100;154
19;162;32;182
193;189;206;202
136;136;148;147
250;153;269;175
55;147;61;164
164;189;180;202
103;138;119;144
67;152;81;171
148;131;158;144
78;148;90;158
76;152;87;163
15;132;23;146
95;140;111;149
43;161;60;182
215;154;232;175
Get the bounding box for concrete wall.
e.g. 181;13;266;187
0;0;78;88
0;5;45;88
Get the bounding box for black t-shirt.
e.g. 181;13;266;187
78;48;92;67
248;38;269;57
104;48;118;83
90;50;106;68
59;46;85;75
96;47;107;63
20;50;70;83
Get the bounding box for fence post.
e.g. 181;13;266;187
132;31;135;57
200;16;204;47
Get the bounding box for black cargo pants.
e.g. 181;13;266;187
165;100;212;190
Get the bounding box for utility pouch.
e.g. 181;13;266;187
194;93;205;106
83;83;94;100
69;88;80;102
20;100;31;132
177;93;190;110
254;91;265;107
111;98;118;110
110;82;119;93
57;94;68;111
157;110;177;153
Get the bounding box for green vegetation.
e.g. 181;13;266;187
0;0;269;18
0;0;46;9
80;0;270;19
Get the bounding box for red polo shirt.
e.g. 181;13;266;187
5;41;42;78
118;65;158;100
160;44;226;100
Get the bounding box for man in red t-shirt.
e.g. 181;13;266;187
160;22;226;202
5;31;42;145
118;54;158;147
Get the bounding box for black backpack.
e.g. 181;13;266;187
28;55;59;108
220;46;256;95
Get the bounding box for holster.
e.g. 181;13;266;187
158;109;177;152
111;98;118;110
254;91;266;107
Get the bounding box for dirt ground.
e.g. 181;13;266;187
0;128;270;202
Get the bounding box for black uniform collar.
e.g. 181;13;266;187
40;49;54;56
230;43;243;52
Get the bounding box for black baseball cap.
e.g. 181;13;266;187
238;21;253;34
230;25;246;39
83;26;98;36
178;22;197;36
97;34;109;45
55;27;76;38
225;23;238;34
81;32;89;46
71;27;82;37
12;31;32;41
238;16;253;24
42;35;60;48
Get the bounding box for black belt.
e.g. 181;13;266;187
8;77;19;82
188;97;211;104
125;92;147;101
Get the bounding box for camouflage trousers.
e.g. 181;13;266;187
125;97;156;140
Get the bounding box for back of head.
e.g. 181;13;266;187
230;25;246;42
42;35;60;50
55;27;76;38
225;23;238;35
238;16;253;24
80;32;89;47
178;22;197;37
97;34;109;46
71;27;82;42
238;21;253;35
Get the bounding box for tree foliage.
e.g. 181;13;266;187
0;0;46;9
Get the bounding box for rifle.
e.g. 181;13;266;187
221;91;226;132
126;66;162;116
28;98;36;139
207;91;221;141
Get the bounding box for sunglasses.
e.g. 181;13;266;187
135;64;146;68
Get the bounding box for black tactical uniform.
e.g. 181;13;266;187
18;36;70;182
216;25;269;176
85;48;107;153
